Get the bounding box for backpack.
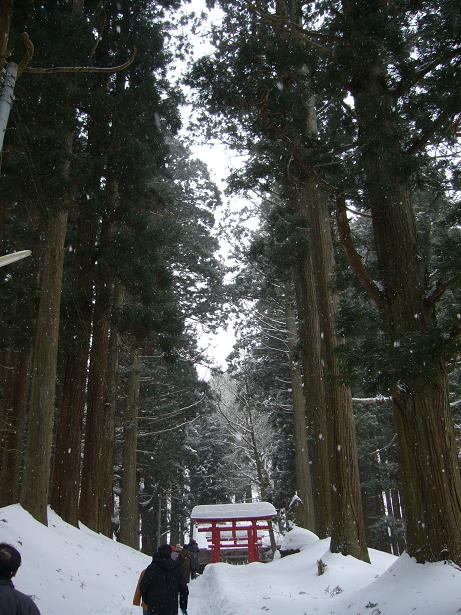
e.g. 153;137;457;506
140;561;179;612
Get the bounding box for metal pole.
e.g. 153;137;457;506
0;61;17;154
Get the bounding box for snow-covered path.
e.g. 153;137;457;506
186;537;396;615
186;528;461;615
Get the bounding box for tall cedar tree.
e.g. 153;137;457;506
78;0;184;534
326;0;461;563
190;0;369;560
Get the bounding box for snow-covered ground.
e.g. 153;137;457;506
1;504;461;614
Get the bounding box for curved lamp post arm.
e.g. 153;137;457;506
0;249;31;267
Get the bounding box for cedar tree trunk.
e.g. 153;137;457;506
51;213;96;525
78;271;113;531
119;349;140;548
294;258;332;537
285;300;315;531
20;209;68;524
0;351;30;505
300;178;369;562
99;281;124;537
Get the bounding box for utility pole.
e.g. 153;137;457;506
0;61;17;154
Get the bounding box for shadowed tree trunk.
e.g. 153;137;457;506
20;208;68;524
271;0;364;551
51;213;96;525
79;267;113;531
99;281;124;537
296;172;369;561
285;300;315;531
119;349;141;548
170;489;180;547
0;351;14;498
0;0;12;70
141;492;155;555
361;459;389;553
294;262;331;537
0;351;30;506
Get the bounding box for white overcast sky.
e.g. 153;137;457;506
173;1;252;378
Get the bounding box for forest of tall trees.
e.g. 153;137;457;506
1;0;460;568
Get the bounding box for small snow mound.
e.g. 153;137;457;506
280;526;319;551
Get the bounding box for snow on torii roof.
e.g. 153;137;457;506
191;502;277;522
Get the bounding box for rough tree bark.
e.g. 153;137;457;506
99;281;124;537
141;493;155;555
20;208;68;524
0;351;30;506
285;300;315;531
51;212;96;525
170;487;180;547
294;259;332;537
299;176;369;562
119;349;141;548
78;267;113;531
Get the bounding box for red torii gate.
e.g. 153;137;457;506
191;502;276;563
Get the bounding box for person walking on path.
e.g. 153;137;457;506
133;544;188;615
185;539;200;580
132;568;149;615
176;545;191;584
0;543;41;615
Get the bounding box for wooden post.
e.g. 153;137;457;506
252;520;259;562
211;521;220;563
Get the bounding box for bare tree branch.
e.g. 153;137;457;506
24;47;137;75
335;192;384;307
406;108;461;154
424;276;457;307
17;32;34;78
369;433;397;456
243;0;332;54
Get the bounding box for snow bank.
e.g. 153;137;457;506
189;532;461;615
332;553;461;615
0;504;149;615
279;526;319;551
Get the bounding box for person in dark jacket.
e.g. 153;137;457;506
0;543;41;615
185;539;200;580
139;544;188;615
176;545;191;584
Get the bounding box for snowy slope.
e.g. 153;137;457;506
0;504;148;615
1;504;461;615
